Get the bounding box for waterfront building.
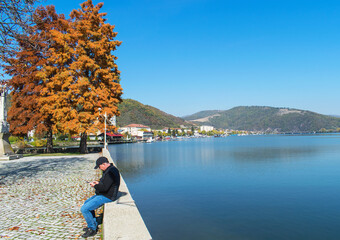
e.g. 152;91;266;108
120;124;151;138
200;125;214;132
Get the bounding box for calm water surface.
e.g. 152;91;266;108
108;134;340;240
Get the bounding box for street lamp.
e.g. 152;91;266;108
104;111;107;149
99;109;117;149
98;108;107;149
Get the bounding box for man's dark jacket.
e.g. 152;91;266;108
94;163;120;200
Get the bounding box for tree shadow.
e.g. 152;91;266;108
0;156;91;184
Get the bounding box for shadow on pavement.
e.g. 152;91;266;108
0;156;91;184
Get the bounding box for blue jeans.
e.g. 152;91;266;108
81;195;112;230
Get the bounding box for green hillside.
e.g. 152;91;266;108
117;101;340;132
186;106;340;133
117;99;190;129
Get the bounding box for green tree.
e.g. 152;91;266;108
172;129;177;137
320;128;327;133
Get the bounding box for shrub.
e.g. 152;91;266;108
31;139;47;147
9;136;20;144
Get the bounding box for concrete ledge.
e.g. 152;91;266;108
0;154;22;161
102;148;152;240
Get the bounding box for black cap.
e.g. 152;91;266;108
94;156;109;169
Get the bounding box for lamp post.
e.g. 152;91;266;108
98;108;107;149
104;112;107;149
99;109;116;149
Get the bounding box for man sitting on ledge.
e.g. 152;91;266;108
81;156;121;238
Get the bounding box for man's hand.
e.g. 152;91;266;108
90;181;99;187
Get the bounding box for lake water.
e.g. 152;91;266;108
108;134;340;240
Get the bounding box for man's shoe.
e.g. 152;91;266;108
82;228;97;238
83;227;98;232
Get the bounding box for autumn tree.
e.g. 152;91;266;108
39;0;122;153
5;6;67;153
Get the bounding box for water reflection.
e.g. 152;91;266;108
109;139;219;177
108;143;162;178
108;134;340;240
109;135;340;177
226;146;318;162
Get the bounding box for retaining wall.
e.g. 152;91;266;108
102;148;152;240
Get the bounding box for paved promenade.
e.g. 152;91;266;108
0;153;102;239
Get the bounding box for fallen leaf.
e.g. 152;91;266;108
8;226;20;231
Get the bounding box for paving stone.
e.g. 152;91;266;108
0;154;103;239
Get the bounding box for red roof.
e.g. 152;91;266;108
106;132;123;137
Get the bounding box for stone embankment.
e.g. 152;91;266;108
0;151;152;240
0;154;101;239
102;148;152;240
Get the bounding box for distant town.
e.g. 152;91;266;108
98;123;264;144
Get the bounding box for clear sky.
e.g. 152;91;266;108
43;0;340;117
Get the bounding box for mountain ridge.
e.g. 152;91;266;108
117;100;340;133
183;106;340;133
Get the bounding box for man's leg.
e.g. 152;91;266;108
84;195;96;204
81;195;112;231
81;195;96;231
81;195;97;230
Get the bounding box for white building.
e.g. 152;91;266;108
200;125;214;132
120;124;151;137
142;131;153;141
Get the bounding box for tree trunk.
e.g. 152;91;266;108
79;132;88;154
46;127;54;153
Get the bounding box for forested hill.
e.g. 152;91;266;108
117;101;340;132
117;99;190;129
183;106;340;133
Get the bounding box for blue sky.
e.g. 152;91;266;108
43;0;340;117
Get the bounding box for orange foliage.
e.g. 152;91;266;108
39;0;123;137
5;6;66;137
5;0;123;150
